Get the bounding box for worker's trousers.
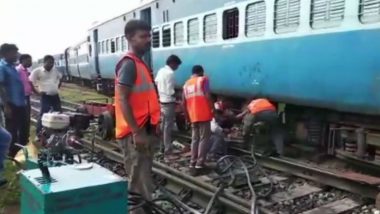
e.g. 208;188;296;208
208;133;228;159
118;127;158;214
160;103;175;154
242;110;284;155
190;121;211;167
0;127;11;174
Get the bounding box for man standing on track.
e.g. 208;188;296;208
17;54;34;143
0;44;28;157
182;65;214;176
30;55;62;137
155;55;182;159
114;20;160;214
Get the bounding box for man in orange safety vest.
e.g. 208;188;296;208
114;20;160;214
182;65;214;175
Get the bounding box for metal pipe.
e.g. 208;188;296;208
153;161;252;208
153;167;251;214
356;128;366;158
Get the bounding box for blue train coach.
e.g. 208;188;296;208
74;0;380;142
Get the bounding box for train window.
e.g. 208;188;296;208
115;37;120;52
223;8;239;40
97;42;101;54
174;22;184;46
106;40;110;53
204;13;217;43
274;0;301;34
188;18;199;45
111;39;116;53
162;25;171;47
121;36;127;51
152;29;160;48
246;1;266;37
310;0;345;29
101;41;105;54
359;0;380;23
89;44;92;57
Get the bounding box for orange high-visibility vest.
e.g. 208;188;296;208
183;76;213;123
248;98;276;115
114;53;160;139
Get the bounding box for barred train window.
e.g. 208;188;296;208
223;8;239;39
106;40;110;53
310;0;345;29
174;22;184;46
246;1;266;37
111;39;116;53
359;0;380;23
115;37;120;52
188;18;199;45
162;25;171;47
204;13;217;43
274;0;301;34
152;29;160;48
121;36;127;51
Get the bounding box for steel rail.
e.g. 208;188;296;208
174;130;380;200
31;98;380;200
30;115;256;214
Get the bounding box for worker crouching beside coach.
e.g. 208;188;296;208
237;98;284;156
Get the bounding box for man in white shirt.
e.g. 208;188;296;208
155;55;182;158
29;55;62;136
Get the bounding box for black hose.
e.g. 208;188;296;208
204;185;225;214
128;191;183;214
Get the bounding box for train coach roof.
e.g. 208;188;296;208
88;0;158;30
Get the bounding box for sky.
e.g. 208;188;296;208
0;0;146;59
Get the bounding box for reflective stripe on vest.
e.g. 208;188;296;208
131;70;156;92
184;77;205;98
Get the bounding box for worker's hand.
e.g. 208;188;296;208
133;129;149;149
223;128;231;134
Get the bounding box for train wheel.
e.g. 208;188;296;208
98;111;114;140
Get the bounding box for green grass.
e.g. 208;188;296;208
0;127;36;214
60;83;110;104
0;161;21;212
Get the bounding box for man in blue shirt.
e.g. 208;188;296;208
0;44;28;157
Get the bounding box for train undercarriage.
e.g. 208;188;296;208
90;80;380;171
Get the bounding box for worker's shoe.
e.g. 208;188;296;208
189;167;198;176
262;150;282;157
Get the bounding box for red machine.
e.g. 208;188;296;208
78;98;189;140
77;98;115;140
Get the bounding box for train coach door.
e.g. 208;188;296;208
93;29;100;77
140;8;152;68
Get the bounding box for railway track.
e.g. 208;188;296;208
30;98;380;214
